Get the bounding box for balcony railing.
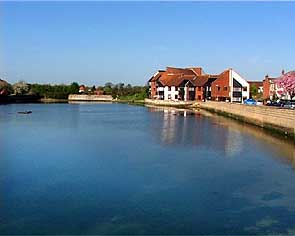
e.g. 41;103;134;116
233;87;242;92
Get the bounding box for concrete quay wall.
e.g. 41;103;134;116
68;94;113;101
198;101;295;139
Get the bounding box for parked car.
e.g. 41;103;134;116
256;100;263;105
266;101;282;107
244;98;257;105
282;101;295;109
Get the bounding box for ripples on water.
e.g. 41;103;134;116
0;103;294;234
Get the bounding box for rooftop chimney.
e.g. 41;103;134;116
282;69;285;75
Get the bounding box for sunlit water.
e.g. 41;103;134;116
0;103;294;235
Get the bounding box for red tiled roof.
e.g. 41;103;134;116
149;67;228;87
159;73;196;86
166;67;197;76
248;81;263;87
190;67;203;76
149;71;164;82
193;75;210;86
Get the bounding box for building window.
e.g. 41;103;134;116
223;86;227;91
198;95;202;100
175;95;178;99
175;87;178;91
168;94;171;99
243;87;247;91
168;86;171;91
217;86;221;91
198;87;201;91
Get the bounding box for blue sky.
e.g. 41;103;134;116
0;1;294;85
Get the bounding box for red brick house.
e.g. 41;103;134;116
95;89;104;95
263;73;282;100
79;85;86;93
262;70;294;100
211;69;249;102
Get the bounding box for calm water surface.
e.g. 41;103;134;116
0;103;295;235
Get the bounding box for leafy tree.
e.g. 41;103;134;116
68;82;79;94
29;82;81;99
103;82;113;95
250;85;258;97
276;71;295;99
13;81;30;95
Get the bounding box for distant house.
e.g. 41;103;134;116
0;88;8;96
0;79;11;96
263;70;295;100
248;81;263;94
79;85;86;93
95;89;104;95
148;67;249;103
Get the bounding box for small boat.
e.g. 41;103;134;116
17;111;32;114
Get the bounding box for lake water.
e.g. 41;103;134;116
0;103;295;235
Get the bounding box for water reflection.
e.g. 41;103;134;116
147;105;295;168
147;106;244;158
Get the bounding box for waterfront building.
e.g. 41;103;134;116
148;67;249;103
148;67;200;101
211;69;249;102
263;70;295;100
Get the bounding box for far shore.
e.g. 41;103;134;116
1;96;294;141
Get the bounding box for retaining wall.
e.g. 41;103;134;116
198;101;295;138
68;94;113;101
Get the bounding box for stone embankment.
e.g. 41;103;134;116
68;94;113;101
197;101;295;139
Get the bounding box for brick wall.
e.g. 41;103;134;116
211;70;230;100
195;87;204;100
263;78;270;99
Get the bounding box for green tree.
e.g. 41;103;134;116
13;81;30;95
68;82;79;94
250;85;258;97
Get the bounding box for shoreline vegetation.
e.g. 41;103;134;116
0;80;149;103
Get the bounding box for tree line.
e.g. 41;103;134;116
0;80;148;100
100;82;148;100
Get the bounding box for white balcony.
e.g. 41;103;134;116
233;87;242;92
157;87;164;91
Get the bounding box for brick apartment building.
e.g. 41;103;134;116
148;67;249;103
